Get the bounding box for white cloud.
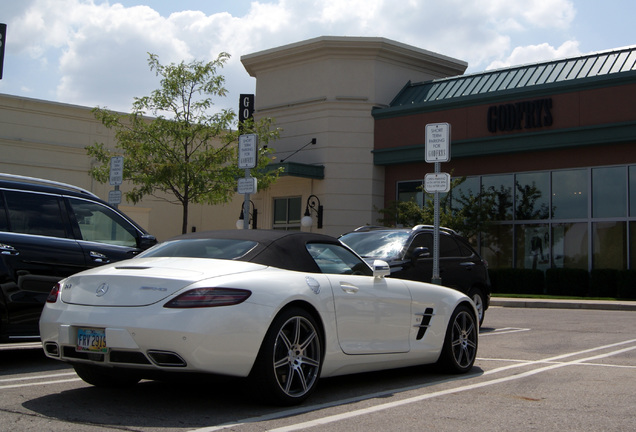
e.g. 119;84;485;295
2;0;589;113
486;40;581;70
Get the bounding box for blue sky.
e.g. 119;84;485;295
1;0;634;114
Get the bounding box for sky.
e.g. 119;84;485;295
0;0;634;116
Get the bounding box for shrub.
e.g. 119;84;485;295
590;269;618;298
545;268;589;296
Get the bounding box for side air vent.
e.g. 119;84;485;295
147;350;187;367
414;308;435;340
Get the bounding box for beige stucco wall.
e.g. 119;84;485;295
0;93;242;241
242;36;466;236
1;36;466;240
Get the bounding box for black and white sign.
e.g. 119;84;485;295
425;172;451;193
109;156;124;185
425;123;451;163
238;134;258;169
238;177;257;194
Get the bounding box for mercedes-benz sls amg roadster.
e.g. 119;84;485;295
40;230;478;405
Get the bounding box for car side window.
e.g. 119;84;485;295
440;234;461;258
68;197;137;247
306;243;372;276
409;232;433;252
4;190;69;238
0;193;8;231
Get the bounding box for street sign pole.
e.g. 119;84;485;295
433;161;441;285
238;134;258;229
425;123;451;285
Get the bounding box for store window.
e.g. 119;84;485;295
593;221;627;270
592;166;626;218
552;223;588;269
515;172;550;220
515;224;550;271
450;176;479;211
397;180;424;206
552;169;588;219
480;224;513;268
481;174;513;220
273;197;301;230
629;166;636;217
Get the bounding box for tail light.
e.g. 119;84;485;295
164;287;251;308
47;283;61;303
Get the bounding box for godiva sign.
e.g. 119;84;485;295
487;98;553;133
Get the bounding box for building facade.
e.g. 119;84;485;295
373;46;636;274
2;37;636;279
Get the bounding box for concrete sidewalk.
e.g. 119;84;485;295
490;297;636;311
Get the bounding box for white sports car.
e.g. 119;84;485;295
40;230;478;405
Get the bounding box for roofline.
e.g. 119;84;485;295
241;36;467;78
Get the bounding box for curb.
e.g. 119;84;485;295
490;297;636;312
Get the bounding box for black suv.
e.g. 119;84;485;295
0;174;157;341
340;225;490;325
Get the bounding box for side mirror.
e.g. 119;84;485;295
137;234;158;250
411;246;431;262
372;260;391;278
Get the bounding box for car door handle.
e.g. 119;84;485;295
90;251;111;264
340;282;359;294
0;243;19;256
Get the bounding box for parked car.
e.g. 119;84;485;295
0;174;157;341
339;225;490;326
40;229;478;406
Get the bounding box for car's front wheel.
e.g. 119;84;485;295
250;307;323;405
436;304;478;373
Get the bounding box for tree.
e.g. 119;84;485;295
87;53;280;234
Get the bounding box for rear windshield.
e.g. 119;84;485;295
137;239;257;260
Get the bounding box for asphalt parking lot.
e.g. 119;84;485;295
1;301;635;432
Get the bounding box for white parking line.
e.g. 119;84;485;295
192;338;636;432
480;327;530;336
0;371;80;390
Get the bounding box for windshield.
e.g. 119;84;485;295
339;231;410;260
137;239;257;260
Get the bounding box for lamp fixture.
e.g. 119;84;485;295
236;200;258;229
301;194;323;229
280;138;317;163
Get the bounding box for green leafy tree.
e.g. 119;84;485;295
87;53;280;234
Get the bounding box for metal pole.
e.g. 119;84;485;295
243;168;250;229
432;161;442;285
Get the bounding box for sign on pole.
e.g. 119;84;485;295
237;177;257;194
424;172;451;193
238;134;258;169
425;123;451;163
425;123;451;285
109;156;124;185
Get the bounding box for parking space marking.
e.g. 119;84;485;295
193;338;636;432
480;327;530;336
0;371;80;390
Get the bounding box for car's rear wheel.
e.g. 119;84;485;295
468;287;486;326
73;364;141;387
250;307;323;406
436;304;478;373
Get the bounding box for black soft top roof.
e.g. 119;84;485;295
168;230;344;273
